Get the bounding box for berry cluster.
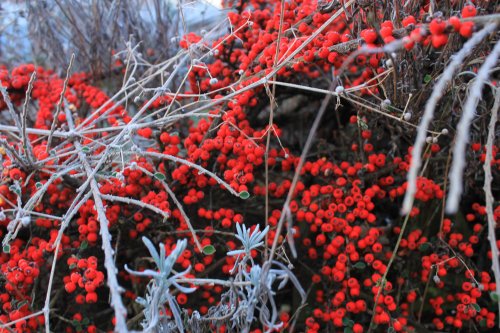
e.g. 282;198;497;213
64;256;105;304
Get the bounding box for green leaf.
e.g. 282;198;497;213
418;242;430;252
81;318;90;325
2;245;10;253
344;327;353;333
342;318;354;327
388;327;396;333
8;185;20;196
386;105;398;113
202;245;216;255
239;191;250;200
424;74;432;84
357;117;368;130
80;240;88;250
479;318;487;328
17;300;27;308
154;172;166;181
71;320;82;331
81;146;90;153
353;262;366;269
490;292;499;303
35;182;43;189
471;303;481;312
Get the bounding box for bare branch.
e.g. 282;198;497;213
401;22;498;215
483;88;500;327
447;40;500;213
46;53;75;152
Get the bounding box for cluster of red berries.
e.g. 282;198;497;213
0;233;59;331
64;256;105;304
181;0;484;98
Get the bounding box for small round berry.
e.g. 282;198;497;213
461;5;477;18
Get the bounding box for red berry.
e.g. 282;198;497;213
429;18;446;35
402;16;416;27
361;29;378;44
448;16;462;31
85;292;98;303
137;127;153;139
65;282;76;293
432;34;448;48
459;22;475;38
462;5;477;18
380;26;393;38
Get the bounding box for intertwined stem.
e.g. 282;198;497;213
401;22;498;215
483;89;500;327
447;39;500;213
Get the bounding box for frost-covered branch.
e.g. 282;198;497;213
446;39;500;213
401;22;498;215
482;89;500;327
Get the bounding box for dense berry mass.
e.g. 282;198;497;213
0;0;499;332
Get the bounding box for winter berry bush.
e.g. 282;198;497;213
0;0;499;332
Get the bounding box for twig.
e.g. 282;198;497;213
46;53;75;152
268;80;440;134
264;79;336;268
264;0;287;260
79;146;129;332
367;211;412;333
101;194;171;220
0;124;69;138
130;150;240;197
0;84;22;132
0;310;44;330
0;138;29;169
174;278;250;287
21;71;37;165
76;54;182;130
64;105;129;332
135;165;203;253
483;88;500;327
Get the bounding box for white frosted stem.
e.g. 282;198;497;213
482;89;500;327
401;22;498;215
66;106;129;332
446;39;500;213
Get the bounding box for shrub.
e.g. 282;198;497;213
0;0;499;332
